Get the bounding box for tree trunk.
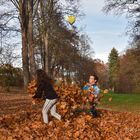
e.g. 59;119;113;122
28;0;35;80
21;28;30;88
44;32;49;75
20;0;30;88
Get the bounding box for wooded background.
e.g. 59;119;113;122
0;0;139;93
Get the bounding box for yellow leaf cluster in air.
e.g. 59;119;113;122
67;15;76;25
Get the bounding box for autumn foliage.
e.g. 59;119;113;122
0;81;139;140
27;80;102;119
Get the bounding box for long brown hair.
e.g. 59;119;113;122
36;69;53;86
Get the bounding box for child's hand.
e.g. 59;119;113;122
32;99;36;105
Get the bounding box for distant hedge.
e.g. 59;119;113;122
0;64;23;87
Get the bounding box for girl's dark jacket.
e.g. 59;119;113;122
32;80;59;100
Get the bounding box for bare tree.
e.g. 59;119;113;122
0;0;95;87
103;0;140;44
0;43;20;65
9;0;38;87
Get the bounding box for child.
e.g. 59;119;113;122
83;75;100;117
32;69;61;124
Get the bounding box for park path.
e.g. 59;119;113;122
0;91;33;116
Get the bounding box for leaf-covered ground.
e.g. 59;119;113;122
0;92;140;140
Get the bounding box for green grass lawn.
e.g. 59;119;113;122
99;92;140;114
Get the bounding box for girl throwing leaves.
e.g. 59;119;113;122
32;69;61;124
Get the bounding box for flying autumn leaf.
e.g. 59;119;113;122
104;89;109;94
108;97;112;102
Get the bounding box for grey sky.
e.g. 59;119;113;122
78;0;129;62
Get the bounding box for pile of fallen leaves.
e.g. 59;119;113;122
0;106;140;140
27;80;103;119
0;82;139;140
27;80;37;97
